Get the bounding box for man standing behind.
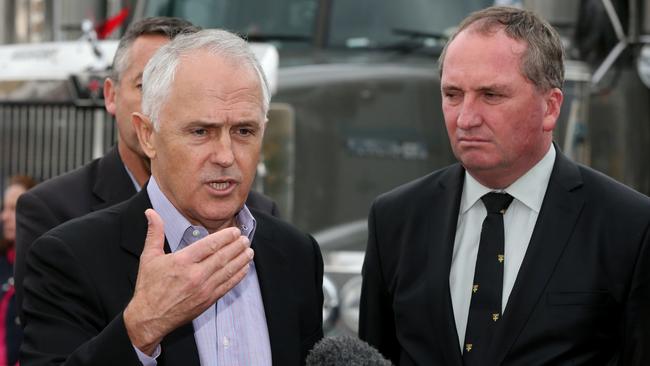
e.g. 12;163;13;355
359;6;650;365
20;29;323;365
14;17;280;317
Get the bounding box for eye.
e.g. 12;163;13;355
136;83;143;91
483;92;504;103
235;127;255;137
443;91;462;104
191;128;208;136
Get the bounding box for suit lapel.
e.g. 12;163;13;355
119;189;200;366
250;215;293;365
434;165;466;366
487;151;585;364
92;146;137;211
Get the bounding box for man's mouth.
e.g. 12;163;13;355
209;181;231;190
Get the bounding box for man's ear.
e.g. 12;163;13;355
104;78;117;115
542;88;563;132
132;112;156;159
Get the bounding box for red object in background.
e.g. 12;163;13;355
96;7;129;39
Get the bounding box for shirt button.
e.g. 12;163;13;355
192;229;200;237
223;336;230;348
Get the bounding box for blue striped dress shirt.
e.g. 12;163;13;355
138;177;272;366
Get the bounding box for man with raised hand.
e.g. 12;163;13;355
20;29;323;366
14;17;280;320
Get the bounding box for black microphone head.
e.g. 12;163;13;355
306;335;392;366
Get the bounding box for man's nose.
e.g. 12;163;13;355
456;97;482;129
210;134;235;167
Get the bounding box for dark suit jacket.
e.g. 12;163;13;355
14;146;280;319
20;188;323;366
359;150;650;365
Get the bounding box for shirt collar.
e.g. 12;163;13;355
460;144;556;214
122;162;142;192
146;176;256;253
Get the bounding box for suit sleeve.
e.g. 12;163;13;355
20;233;142;366
359;203;399;363
15;191;62;320
622;222;650;365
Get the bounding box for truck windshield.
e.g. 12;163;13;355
143;0;495;49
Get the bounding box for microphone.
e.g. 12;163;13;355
306;335;393;366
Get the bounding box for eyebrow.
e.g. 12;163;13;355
477;83;514;93
184;119;262;129
442;84;513;93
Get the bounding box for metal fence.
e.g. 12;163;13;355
0;102;116;203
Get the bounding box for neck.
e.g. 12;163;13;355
117;141;150;188
205;217;238;234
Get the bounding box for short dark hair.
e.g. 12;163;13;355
112;17;201;81
439;6;565;91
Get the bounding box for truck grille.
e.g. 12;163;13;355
0;102;116;198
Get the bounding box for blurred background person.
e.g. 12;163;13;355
1;175;36;366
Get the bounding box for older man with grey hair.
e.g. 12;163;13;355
20;29;324;366
14;16;281;326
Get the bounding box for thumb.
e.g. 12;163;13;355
141;208;165;260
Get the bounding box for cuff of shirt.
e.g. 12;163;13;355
133;344;161;366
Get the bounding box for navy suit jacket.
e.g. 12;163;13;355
359;149;650;365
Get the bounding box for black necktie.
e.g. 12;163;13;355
462;192;514;364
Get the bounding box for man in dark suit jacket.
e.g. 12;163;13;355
21;191;321;366
14;17;280;319
359;6;650;366
20;29;323;365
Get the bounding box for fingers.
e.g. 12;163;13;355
181;227;242;263
141;209;165;261
202;245;254;301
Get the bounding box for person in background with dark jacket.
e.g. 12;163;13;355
1;175;36;366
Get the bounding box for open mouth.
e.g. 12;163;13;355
206;179;239;195
209;181;231;190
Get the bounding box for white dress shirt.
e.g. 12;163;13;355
449;145;556;350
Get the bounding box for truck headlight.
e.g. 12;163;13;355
322;275;339;332
339;275;363;333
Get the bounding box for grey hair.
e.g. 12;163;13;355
439;6;565;91
111;17;200;81
141;29;271;129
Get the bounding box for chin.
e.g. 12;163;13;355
459;156;502;172
202;203;242;220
